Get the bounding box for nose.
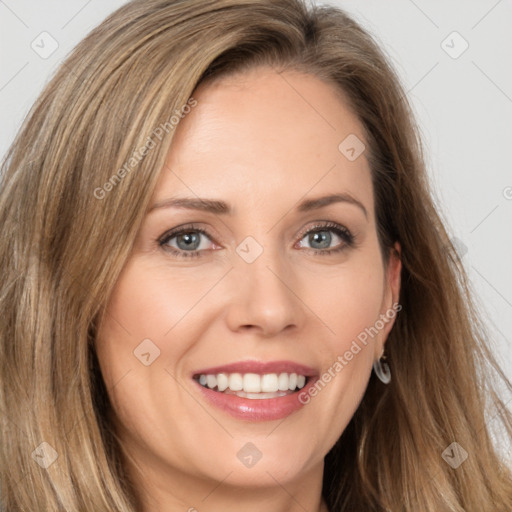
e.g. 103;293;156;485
224;247;303;337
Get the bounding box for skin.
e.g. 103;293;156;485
96;66;401;512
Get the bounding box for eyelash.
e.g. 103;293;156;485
157;222;355;259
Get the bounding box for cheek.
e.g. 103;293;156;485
299;248;386;441
105;262;213;338
307;249;386;354
94;261;232;474
96;259;226;379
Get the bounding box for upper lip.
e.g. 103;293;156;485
192;360;318;378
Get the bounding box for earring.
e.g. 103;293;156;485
373;354;391;384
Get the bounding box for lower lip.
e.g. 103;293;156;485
193;378;318;422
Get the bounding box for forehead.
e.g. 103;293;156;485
154;67;373;218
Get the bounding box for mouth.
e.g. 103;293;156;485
191;360;318;421
193;371;309;399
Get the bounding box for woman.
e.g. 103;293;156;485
0;0;511;510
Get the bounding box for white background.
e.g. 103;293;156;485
1;0;511;433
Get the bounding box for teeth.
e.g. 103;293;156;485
217;373;229;392
243;373;261;393
206;375;217;389
196;372;308;394
229;373;243;391
261;373;279;392
278;372;289;391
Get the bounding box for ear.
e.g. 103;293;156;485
375;242;402;358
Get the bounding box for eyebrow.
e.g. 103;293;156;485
149;193;368;219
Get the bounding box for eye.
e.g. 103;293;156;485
297;222;354;254
158;224;216;259
158;221;355;259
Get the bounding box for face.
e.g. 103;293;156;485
95;66;401;506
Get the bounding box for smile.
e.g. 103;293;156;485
191;360;318;421
194;372;308;399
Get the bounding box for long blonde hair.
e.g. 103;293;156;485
1;0;511;510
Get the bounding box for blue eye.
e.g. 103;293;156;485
171;231;205;251
159;225;213;258
297;223;354;254
158;222;355;259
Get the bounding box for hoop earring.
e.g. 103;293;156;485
373;355;391;384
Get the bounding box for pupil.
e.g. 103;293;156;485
177;232;200;250
310;231;331;249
